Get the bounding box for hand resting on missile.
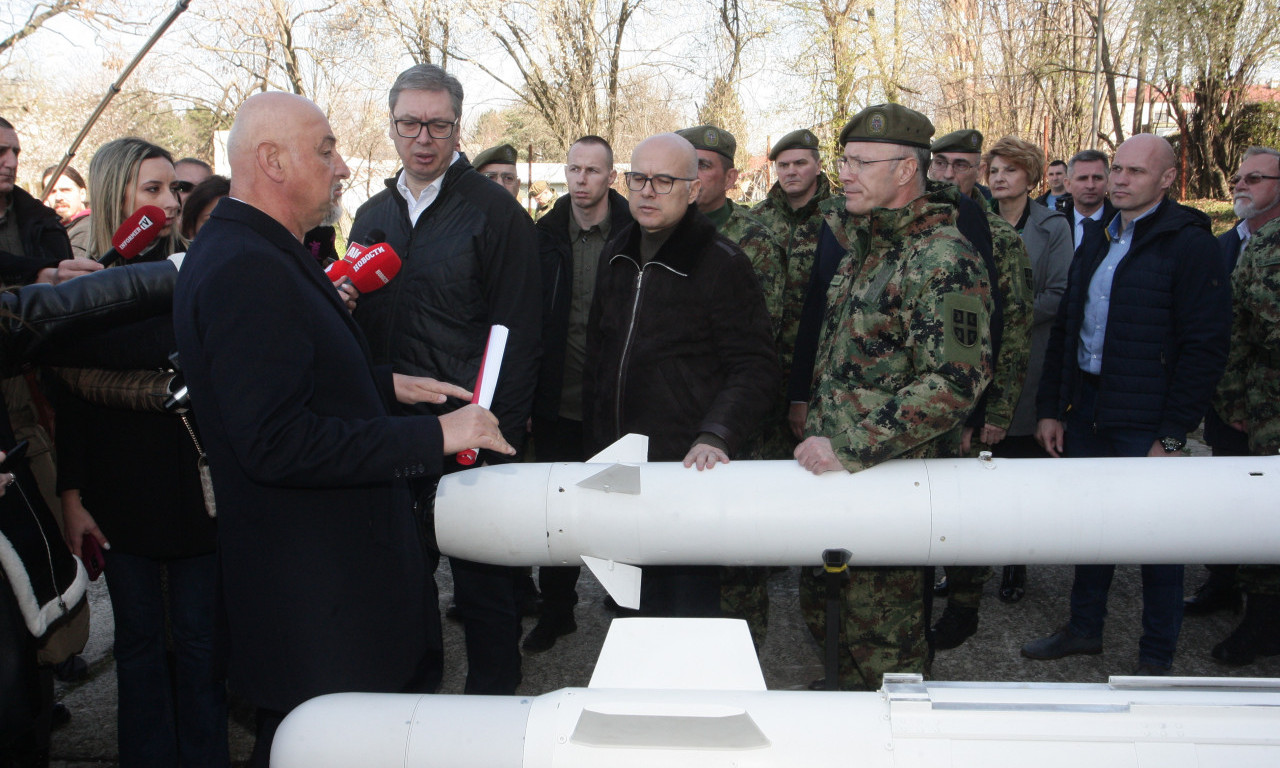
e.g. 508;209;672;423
794;435;844;475
683;442;729;471
392;374;472;405
439;403;515;457
1035;418;1065;458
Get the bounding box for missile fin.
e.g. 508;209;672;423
575;464;641;495
582;556;641;610
586;433;649;463
589;618;766;691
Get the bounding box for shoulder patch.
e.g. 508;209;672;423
942;292;984;367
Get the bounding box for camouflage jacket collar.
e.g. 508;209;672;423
765;172;833;222
818;186;956;253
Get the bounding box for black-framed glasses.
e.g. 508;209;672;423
1229;172;1280;188
623;172;694;194
930;156;975;172
483;171;519;185
839;156;907;172
172;181;195;194
393;118;459;140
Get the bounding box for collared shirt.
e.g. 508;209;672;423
560;207;613;421
396;152;460;226
1078;203;1160;373
1236;219;1253;257
1073;205;1106;246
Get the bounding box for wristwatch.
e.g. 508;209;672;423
1160;436;1185;453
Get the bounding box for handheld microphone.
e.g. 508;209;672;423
347;242;402;293
324;258;355;283
98;205;166;266
325;241;364;284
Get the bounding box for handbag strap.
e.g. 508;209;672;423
179;413;206;457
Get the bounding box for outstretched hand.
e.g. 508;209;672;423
393;374;472;405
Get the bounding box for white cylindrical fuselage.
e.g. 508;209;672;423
434;456;1280;567
272;678;1280;768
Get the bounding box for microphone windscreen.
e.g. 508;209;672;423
349;243;402;292
111;205;167;260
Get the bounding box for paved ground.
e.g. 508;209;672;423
47;442;1280;764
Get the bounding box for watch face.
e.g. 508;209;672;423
1162;438;1184;452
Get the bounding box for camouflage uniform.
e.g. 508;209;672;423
943;208;1035;611
799;190;994;689
1215;217;1280;596
752;173;836;380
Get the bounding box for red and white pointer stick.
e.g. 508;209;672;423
456;324;509;465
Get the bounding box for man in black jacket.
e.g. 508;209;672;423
1022;134;1231;675
350;64;541;695
584;133;778;617
174;92;512;765
526;136;630;652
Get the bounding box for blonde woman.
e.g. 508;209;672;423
60;137;227;767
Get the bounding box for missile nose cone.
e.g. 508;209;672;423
436;463;553;563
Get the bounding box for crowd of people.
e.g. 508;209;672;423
1;60;1278;766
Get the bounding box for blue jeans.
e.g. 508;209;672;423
1063;377;1184;668
104;550;228;767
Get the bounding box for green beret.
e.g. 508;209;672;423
676;125;736;162
931;129;984;154
472;143;518;170
769;129;821;161
837;104;934;150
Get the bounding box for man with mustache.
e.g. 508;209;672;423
1189;147;1280;623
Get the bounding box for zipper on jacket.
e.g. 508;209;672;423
614;260;647;436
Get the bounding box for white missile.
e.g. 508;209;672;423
271;618;1280;768
434;434;1280;608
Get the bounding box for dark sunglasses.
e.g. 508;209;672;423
172;181;196;194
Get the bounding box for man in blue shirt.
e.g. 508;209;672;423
1022;134;1231;675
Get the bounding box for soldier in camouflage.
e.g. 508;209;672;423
794;104;993;690
1212;162;1280;665
752;129;836;446
926;130;1034;651
677;124;787;649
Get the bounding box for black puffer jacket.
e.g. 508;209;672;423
1037;198;1231;441
533;189;633;423
584;206;780;460
0;186;72;286
350;158;541;457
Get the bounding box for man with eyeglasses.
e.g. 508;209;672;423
584;132;778;618
925;128;1034;650
1023;134;1230;676
792;104;993;690
928;129;991;203
1189;147;1280;627
1210;146;1280;667
472;143;521;199
349;63;541;696
524;135;631;652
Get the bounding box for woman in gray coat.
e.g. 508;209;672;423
985;135;1073;599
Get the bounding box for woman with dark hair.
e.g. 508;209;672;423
57;137;228;767
180;175;229;241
